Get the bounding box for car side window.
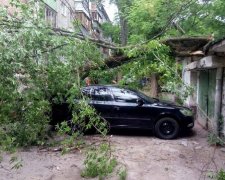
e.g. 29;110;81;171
90;88;113;101
111;88;139;103
82;87;92;98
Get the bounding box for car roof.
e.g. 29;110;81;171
82;85;140;93
82;85;119;89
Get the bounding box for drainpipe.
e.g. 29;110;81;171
214;67;223;136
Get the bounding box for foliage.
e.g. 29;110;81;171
57;99;109;151
110;0;133;45
208;169;225;180
0;0;117;177
103;1;222;104
127;0;172;42
118;167;127;180
161;81;194;104
105;0;225;101
179;0;225;39
207;133;224;146
0;0;104;150
125;0;225;42
89;67;116;84
104;0;218;102
89;40;193;101
10;155;23;169
101;22;120;44
81;143;117;180
216;169;225;180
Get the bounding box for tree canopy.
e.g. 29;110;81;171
1;0;225;150
86;0;225;108
1;0;225;177
108;0;225;44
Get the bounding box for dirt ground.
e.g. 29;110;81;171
1;124;225;180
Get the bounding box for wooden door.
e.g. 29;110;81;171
198;69;216;127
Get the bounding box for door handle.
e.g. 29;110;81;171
114;106;120;111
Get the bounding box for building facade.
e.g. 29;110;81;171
166;37;225;136
44;0;57;27
0;0;112;56
186;38;225;136
0;0;111;38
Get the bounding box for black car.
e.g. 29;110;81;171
52;85;194;139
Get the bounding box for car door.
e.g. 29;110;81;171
87;87;117;126
110;87;153;128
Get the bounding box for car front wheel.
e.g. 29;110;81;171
155;117;179;139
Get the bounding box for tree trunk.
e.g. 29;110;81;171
120;17;128;45
150;73;158;97
115;0;131;46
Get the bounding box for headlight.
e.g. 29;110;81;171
180;108;193;116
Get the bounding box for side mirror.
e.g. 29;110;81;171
137;98;144;106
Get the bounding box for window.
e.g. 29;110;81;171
82;87;91;96
76;12;82;22
111;88;139;103
45;6;57;27
92;11;97;20
75;12;90;30
82;87;113;101
61;2;67;16
91;88;113;101
85;19;89;28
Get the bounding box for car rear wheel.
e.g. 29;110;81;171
155;117;179;139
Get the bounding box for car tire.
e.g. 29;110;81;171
155;117;179;139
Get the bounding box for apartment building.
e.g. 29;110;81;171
56;0;75;30
0;0;57;27
1;0;112;54
1;0;111;35
73;0;112;55
74;0;92;36
91;2;110;39
44;0;57;27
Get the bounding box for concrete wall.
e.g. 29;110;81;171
222;68;225;135
191;57;225;134
56;0;74;30
178;57;199;107
180;56;219;130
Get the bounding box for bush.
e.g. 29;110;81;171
0;98;50;150
216;169;225;180
81;143;117;180
0;0;103;151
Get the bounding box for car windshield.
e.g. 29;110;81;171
130;89;157;103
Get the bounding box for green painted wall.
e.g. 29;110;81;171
198;69;216;119
198;71;208;115
43;0;57;11
208;69;217;118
